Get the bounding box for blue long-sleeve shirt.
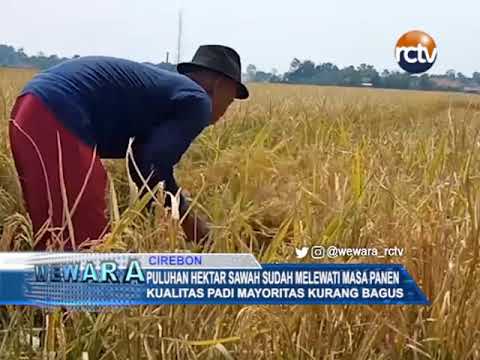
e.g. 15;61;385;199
19;56;212;213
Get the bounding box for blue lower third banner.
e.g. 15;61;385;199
0;253;429;307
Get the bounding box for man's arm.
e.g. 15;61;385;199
129;91;211;242
128;144;188;214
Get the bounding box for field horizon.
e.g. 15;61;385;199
1;68;480;359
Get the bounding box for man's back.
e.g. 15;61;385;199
21;56;210;158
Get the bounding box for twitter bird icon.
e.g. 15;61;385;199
295;246;309;259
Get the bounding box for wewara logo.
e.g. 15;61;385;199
395;30;437;74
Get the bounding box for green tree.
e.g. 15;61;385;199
246;64;257;81
473;72;480;85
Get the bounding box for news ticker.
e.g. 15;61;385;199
0;253;429;308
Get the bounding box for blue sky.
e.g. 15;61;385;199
1;0;477;75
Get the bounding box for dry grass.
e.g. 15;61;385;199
1;68;480;359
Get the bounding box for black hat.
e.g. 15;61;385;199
177;45;249;99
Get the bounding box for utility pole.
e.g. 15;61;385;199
176;10;183;64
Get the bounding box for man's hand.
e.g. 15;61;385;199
181;212;210;245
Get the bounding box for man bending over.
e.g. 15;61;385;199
9;45;249;250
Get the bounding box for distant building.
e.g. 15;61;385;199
463;86;480;94
430;77;463;90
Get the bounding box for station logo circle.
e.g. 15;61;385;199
395;30;437;74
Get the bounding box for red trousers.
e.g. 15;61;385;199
9;94;109;250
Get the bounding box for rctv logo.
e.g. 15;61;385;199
395;30;437;74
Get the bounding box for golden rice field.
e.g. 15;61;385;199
1;67;480;359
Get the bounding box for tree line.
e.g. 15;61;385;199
0;44;174;73
246;59;480;92
2;44;479;93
